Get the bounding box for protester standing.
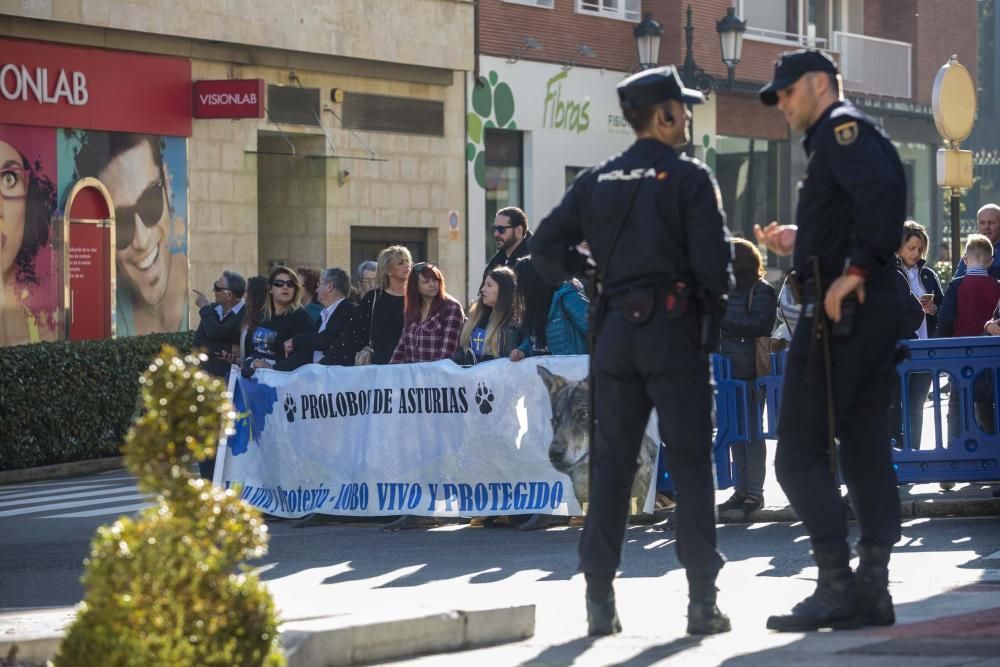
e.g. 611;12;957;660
452;266;520;365
327;246;411;365
245;267;315;371
390;262;465;363
717;239;776;514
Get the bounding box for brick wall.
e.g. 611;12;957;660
716;91;787;140
479;0;640;72
913;0;978;104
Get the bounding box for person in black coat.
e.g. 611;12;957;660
891;221;943;449
275;268;356;371
717;240;777;514
245;266;316;372
193;270;247;379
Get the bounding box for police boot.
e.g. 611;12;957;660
766;543;862;632
855;543;894;626
585;574;622;636
686;574;731;635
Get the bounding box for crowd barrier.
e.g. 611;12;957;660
672;338;1000;493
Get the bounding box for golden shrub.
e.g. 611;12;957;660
54;347;284;667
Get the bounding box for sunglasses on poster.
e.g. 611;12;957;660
0;165;28;200
271;279;295;288
412;262;436;274
114;180;165;250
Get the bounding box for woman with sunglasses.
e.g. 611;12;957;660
1;135;57;346
245;267;315;371
452;265;520;366
390;262;465;364
327;245;411;365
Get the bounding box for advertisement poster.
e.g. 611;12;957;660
0;124;59;347
58;130;189;337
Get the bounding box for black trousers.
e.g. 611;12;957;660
579;309;724;579
775;281;902;552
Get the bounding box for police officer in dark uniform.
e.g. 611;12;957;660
753;50;906;631
530;66;733;637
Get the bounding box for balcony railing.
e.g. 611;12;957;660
832;31;912;99
744;26;828;48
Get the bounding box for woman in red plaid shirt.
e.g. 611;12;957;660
390;262;466;363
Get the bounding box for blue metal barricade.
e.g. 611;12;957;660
894;337;1000;483
658;337;1000;493
657;354;751;492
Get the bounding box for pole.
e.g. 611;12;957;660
950;187;961;270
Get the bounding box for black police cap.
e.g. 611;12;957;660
758;49;838;106
617;65;705;111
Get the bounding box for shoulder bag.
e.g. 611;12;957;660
747;282;782;377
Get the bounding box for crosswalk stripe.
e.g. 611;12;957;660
0;473;132;495
0;493;150;518
43;502;154;519
0;483;125;503
0;485;145;509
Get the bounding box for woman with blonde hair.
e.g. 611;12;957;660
452;265;520;365
328;245;411;365
246;266;314;370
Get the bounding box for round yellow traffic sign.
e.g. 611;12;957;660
932;56;976;143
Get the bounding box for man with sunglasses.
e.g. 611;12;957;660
484;206;532;279
73;132;188;336
193;270;247;379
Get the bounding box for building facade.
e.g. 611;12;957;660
0;0;473;346
473;0;981;282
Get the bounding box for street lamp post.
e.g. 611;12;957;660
717;7;748;89
633;13;663;71
679;4;747;155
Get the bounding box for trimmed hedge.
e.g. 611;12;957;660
0;331;195;471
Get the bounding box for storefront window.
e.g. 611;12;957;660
714;136;784;261
484;129;523;263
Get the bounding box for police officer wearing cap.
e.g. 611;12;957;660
753;50;906;632
530;66;733;637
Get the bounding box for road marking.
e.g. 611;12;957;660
43;502;154;519
0;484;128;504
0;474;132;495
0;493;150;517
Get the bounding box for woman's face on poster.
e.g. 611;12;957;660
0;140;27;278
101;140;172;307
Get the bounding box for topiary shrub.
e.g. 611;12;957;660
54;346;284;667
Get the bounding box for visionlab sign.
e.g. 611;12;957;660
0;37;191;137
193;79;265;118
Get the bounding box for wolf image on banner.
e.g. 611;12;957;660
537;366;657;507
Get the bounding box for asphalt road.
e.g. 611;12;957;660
1;470;998;629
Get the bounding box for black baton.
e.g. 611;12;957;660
809;257;838;478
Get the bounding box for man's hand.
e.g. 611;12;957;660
192;289;210;309
509;349;525;362
985;319;1000;336
284;339;295;355
753;222;797;256
824;273;866;322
